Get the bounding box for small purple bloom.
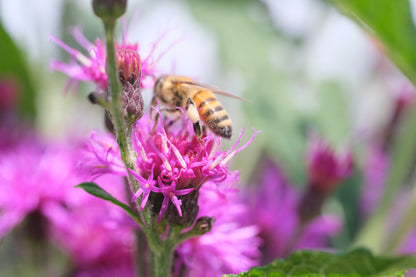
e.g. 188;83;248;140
306;134;353;195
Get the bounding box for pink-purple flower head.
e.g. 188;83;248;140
82;111;260;223
306;134;353;195
50;22;163;92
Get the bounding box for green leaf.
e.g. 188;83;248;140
225;249;416;277
76;182;138;220
326;0;416;86
0;22;36;117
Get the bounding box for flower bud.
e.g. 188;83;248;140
122;83;144;125
194;216;215;234
298;135;353;224
165;190;199;228
92;0;126;22
306;136;353;197
117;49;141;87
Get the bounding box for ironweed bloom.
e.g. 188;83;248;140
81;111;259;224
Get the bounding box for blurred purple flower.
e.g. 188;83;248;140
175;178;261;276
0;140;83;237
306;135;353;195
82;112;259;221
244;156;342;263
44;174;136;277
0;137;137;276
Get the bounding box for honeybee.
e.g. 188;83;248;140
152;75;243;139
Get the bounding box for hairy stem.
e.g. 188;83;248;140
102;17;177;276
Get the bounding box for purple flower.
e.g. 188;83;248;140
82;112;260;222
175;178;261;276
244;156;341;263
44;174;136;277
0;140;83;237
306;135;353;196
0;136;137;276
50;22;163;91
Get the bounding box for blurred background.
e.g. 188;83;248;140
2;0;416;275
1;0;406;180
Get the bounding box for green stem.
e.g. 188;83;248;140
151;242;175;277
101;18;186;277
136;229;149;277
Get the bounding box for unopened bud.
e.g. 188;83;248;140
117;49;141;87
194;216;215;234
299;135;353;224
122;83;144;125
165;190;199;228
92;0;126;22
307;136;353;196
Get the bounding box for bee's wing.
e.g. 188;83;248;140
172;80;251;103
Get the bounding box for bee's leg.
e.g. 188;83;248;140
186;97;202;138
150;96;160;134
151;109;181;134
150;96;158;120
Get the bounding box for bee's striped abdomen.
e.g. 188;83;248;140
192;90;232;139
